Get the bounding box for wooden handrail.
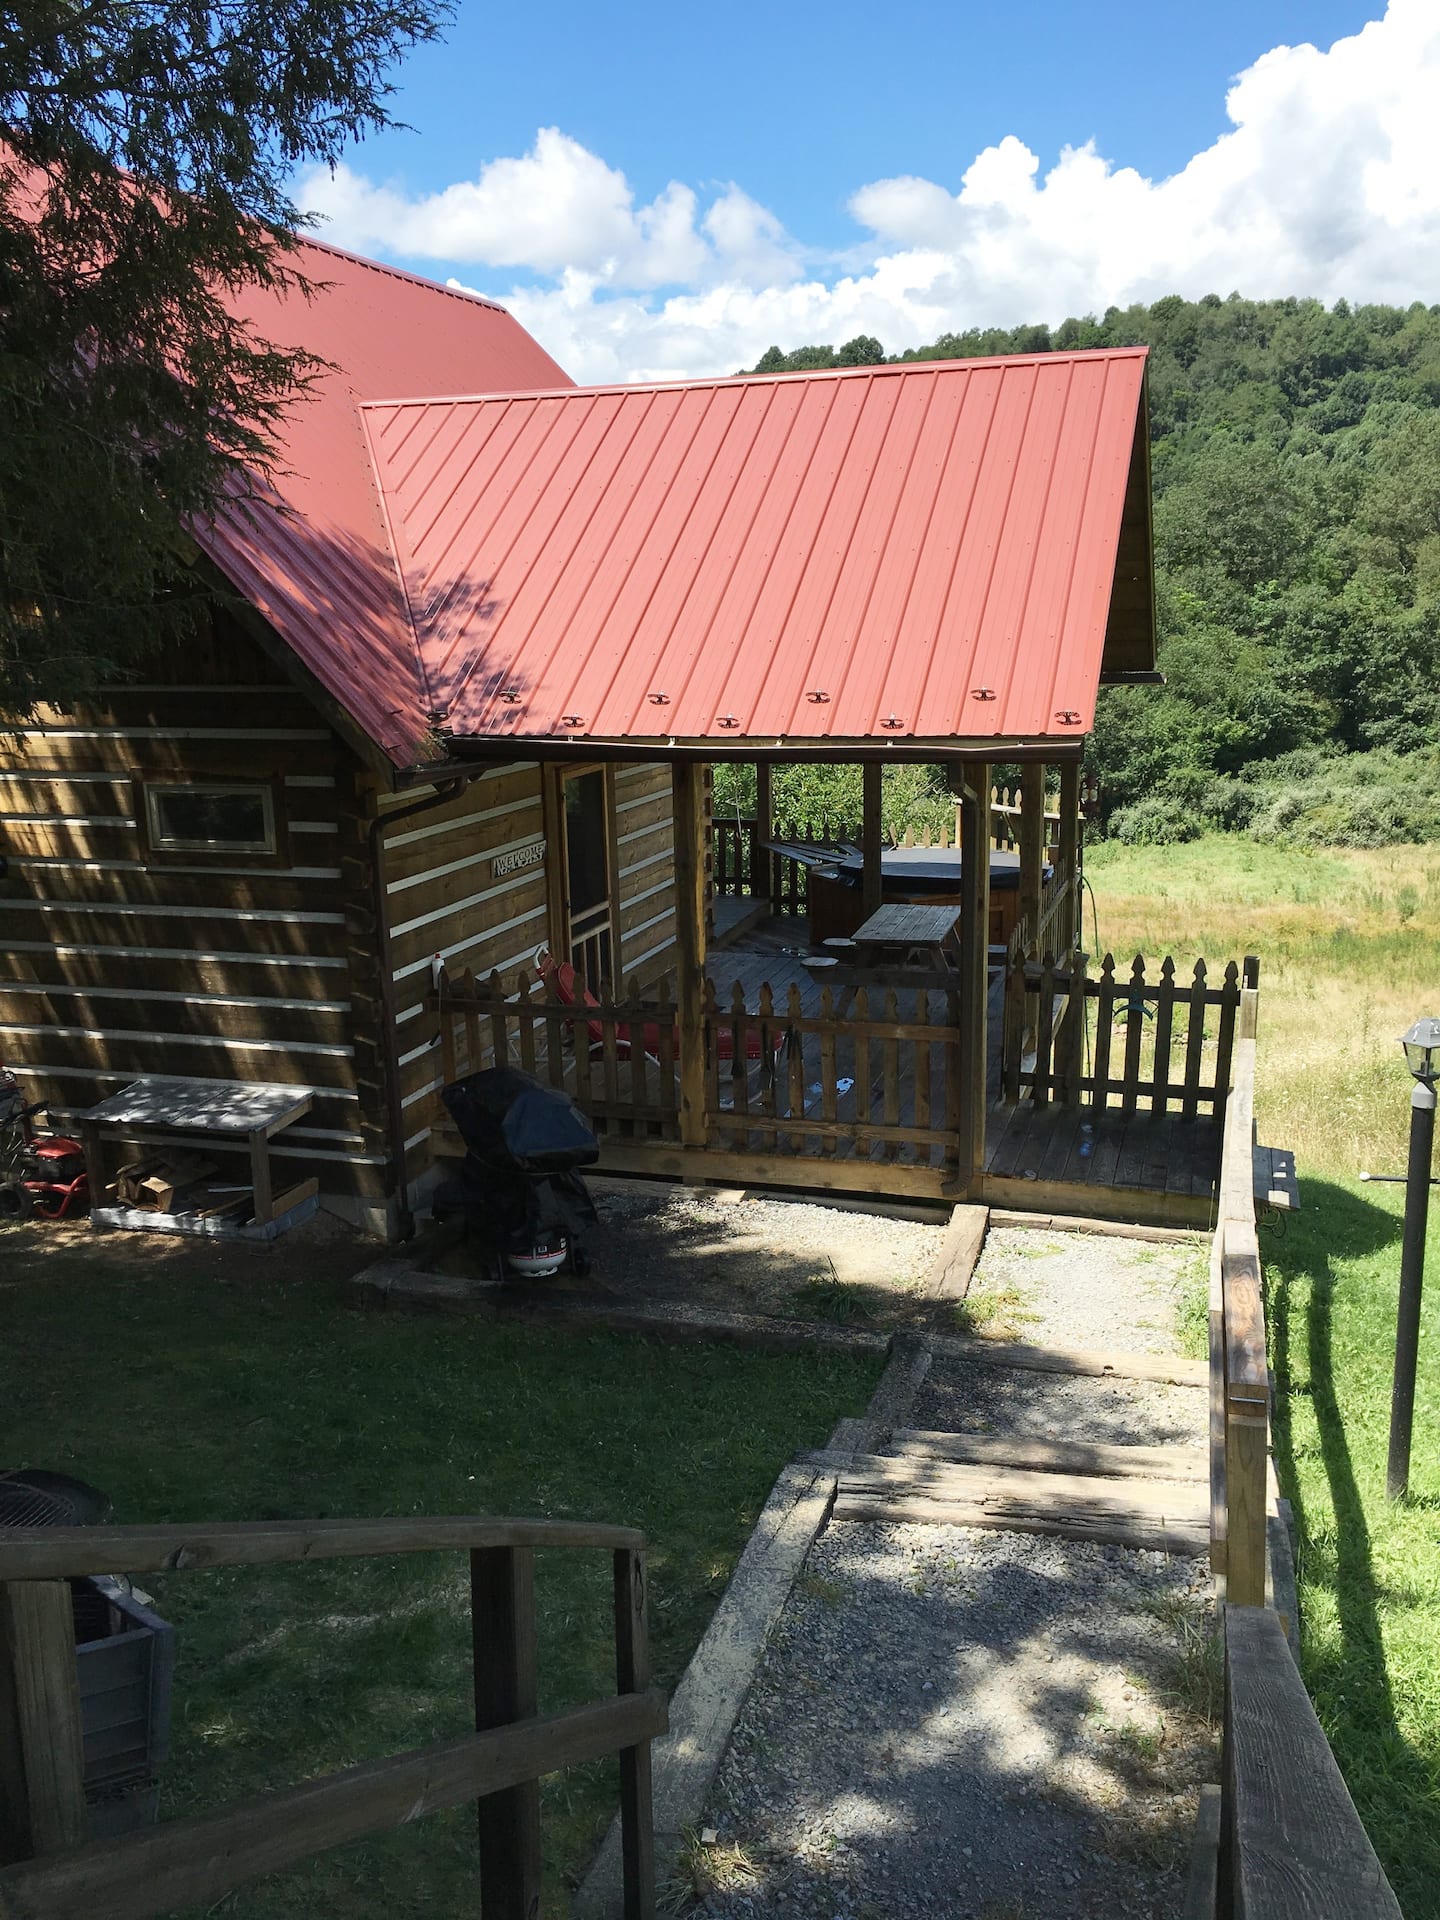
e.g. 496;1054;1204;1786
0;1514;644;1581
1223;1608;1402;1919
0;1693;667;1920
0;1525;662;1919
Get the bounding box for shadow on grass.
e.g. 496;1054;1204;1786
1267;1176;1438;1912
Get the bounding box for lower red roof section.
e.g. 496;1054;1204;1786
191;236;572;764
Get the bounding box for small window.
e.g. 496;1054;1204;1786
144;782;278;856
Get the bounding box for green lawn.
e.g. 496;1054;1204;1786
0;1239;877;1916
1088;833;1440;1916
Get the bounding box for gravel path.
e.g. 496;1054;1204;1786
687;1226;1218;1919
579;1184;945;1322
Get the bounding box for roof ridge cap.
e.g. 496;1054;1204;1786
356;345;1149;413
292;229;507;312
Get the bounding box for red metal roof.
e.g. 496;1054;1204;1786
360;348;1149;756
192;235;572;763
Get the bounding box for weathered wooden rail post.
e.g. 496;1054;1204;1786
472;1546;542;1918
0;1579;88;1865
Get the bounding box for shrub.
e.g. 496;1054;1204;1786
1109;795;1205;845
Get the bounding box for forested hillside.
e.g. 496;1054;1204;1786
745;298;1440;845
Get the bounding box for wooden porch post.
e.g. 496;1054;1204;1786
862;761;883;920
1019;760;1045;954
956;763;991;1195
1058;759;1081;951
671;760;708;1149
754;759;774;911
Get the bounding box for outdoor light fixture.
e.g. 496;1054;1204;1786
1387;1015;1440;1499
1401;1016;1440;1088
1081;771;1101;821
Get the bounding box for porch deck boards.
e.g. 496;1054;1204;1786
983;1100;1220;1200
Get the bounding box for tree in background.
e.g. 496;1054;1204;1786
745;294;1440;846
0;1;445;716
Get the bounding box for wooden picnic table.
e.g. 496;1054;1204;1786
851;902;964;973
81;1076;315;1227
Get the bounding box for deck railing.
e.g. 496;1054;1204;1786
0;1518;663;1920
702;978;963;1169
433;967;683;1143
1197;982;1402;1918
1002;949;1244;1119
429;967;967;1183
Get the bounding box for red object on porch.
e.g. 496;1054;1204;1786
534;951;777;1065
361;348;1151;751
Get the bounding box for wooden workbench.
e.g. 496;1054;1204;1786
81;1076;316;1230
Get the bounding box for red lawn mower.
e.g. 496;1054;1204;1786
0;1066;90;1221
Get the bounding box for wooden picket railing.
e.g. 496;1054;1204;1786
428;966;965;1176
980;783;1062;853
1002;950;1243;1119
702;978;963;1169
0;1518;664;1920
1197;980;1403;1918
433;966;682;1143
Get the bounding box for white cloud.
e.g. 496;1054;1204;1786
301;1;1440;383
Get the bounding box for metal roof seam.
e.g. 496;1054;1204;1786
750;373;886;736
701;377;845;735
357;404;433;714
968;363;1045;725
908;366;1008;731
291;232;509;314
993;356;1078;728
458;388;659;730
1040;357;1115;727
649;378;819;730
873;369;981;733
823;366;945;738
545;384;725;734
596;381;783;736
426;392;606;696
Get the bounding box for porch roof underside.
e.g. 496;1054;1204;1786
364;348;1154;764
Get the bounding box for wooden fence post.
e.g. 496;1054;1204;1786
0;1580;88;1865
613;1550;655;1920
471;1547;542;1920
671;761;708;1150
1019;763;1045;953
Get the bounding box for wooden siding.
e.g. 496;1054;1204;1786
390;759;676;1189
1;601;684;1227
0;616;384;1205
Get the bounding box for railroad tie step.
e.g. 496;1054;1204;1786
884;1428;1209;1483
833;1454;1209;1557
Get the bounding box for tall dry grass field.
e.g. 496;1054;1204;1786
1084;836;1440;1176
1087;832;1440;1916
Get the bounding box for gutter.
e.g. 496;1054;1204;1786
368;775;470;1242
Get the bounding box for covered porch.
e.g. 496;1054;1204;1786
388;346;1185;1216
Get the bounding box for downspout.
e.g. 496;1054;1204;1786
368;775;470;1242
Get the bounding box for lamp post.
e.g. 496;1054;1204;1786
1387;1016;1440;1500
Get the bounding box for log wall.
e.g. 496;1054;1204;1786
0;615;388;1210
1;609;680;1229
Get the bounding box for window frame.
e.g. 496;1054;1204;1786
134;776;289;866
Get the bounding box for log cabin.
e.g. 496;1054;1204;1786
1;234;1173;1235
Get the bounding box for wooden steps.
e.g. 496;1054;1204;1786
886;1429;1208;1483
833;1434;1210;1556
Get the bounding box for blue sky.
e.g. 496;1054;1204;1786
348;2;1379;251
299;2;1440;382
